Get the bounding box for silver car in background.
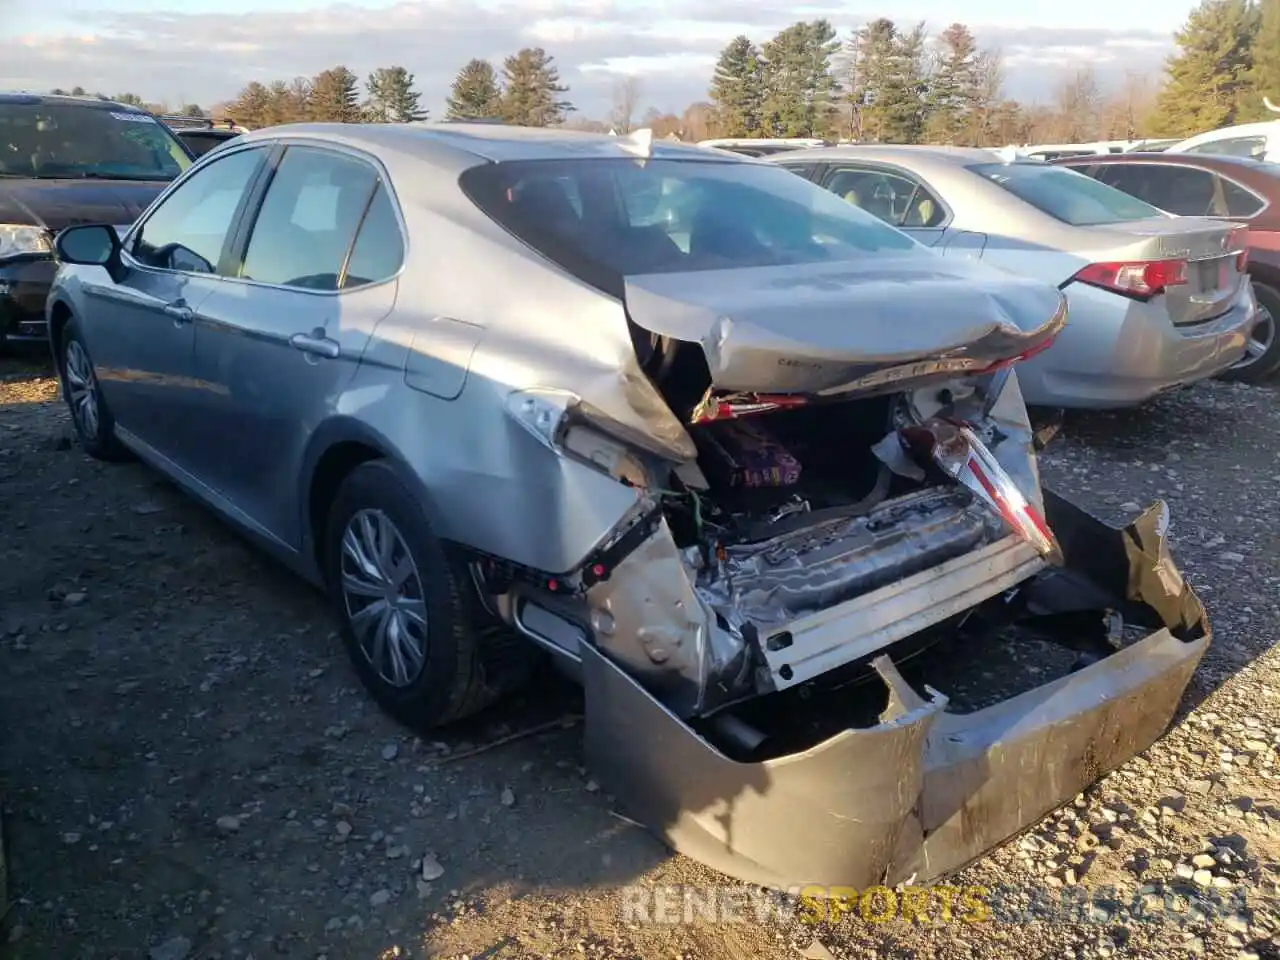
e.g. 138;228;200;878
771;145;1258;409
46;123;1208;890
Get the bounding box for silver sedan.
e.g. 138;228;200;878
770;145;1259;408
45;123;1206;891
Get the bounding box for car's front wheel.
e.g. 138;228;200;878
323;460;536;728
1220;281;1280;384
57;317;130;462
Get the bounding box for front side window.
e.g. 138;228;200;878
460;157;922;293
968;161;1164;226
239;146;378;290
0;100;191;180
824;165;946;228
131;146;265;273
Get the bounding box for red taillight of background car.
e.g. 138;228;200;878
1227;225;1251;272
1072;258;1189;301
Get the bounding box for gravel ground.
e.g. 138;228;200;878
1;352;1278;960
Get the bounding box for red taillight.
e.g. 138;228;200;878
1072;258;1188;300
1228;225;1251;272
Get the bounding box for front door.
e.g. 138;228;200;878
188;146;404;548
88;144;270;466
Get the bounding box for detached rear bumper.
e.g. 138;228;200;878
584;493;1209;888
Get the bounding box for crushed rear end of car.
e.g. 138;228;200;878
459;154;1209;887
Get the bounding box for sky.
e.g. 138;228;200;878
0;0;1197;118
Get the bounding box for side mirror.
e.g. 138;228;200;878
55;223;124;282
55;224;119;265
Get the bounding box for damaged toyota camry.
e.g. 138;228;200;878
47;123;1209;891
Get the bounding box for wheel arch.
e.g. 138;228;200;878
47;298;74;356
300;417;447;583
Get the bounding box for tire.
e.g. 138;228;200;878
57;316;131;462
323;459;536;729
1218;281;1280;384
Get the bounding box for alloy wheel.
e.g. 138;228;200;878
64;340;100;440
339;508;429;687
1234;293;1276;371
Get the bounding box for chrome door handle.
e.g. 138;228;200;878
162;300;194;323
289;332;340;359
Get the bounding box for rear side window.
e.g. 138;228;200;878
1221;177;1266;217
968;162;1163;226
240;146;377;290
342;183;404;288
459;157;922;296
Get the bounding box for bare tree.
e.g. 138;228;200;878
609;76;643;133
1054;67;1103;142
966;48;1005;145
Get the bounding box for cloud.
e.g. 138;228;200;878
0;0;1174;116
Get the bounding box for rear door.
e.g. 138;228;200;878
815;162;950;247
186;143;403;547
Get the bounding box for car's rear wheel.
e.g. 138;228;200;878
323;460;536;728
1219;281;1280;384
57;317;130;462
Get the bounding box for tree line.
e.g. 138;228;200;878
51;0;1280;146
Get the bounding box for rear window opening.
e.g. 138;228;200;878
969;161;1165;226
458;156;923;298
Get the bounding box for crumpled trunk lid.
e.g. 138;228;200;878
624;257;1067;395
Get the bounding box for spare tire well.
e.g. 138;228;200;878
308;441;384;575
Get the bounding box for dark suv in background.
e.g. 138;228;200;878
0;93;193;348
159;116;245;158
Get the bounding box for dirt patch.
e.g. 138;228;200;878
1;355;1278;959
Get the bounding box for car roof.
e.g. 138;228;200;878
235;122;732;166
0;91;151;113
766;143;1004;174
1055;151;1276;172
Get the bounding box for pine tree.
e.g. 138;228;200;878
499;48;572;126
1151;0;1260;136
844;19;896;141
708;36;766;137
446;59;503;120
308;66;362;123
364;66;426;123
228;81;274;129
923;23;980;144
760;20;842;138
854;20;929;143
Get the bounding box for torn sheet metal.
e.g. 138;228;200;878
623;265;1067;395
583;491;1209;889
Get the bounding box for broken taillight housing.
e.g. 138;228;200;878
1072;258;1188;301
902;419;1062;563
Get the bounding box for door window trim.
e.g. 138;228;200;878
1078;160;1270;220
119;142;275;281
219;139;409;298
816;160;954;230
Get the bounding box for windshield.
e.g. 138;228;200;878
0;102;192;180
460;157;923;294
968;161;1164;226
